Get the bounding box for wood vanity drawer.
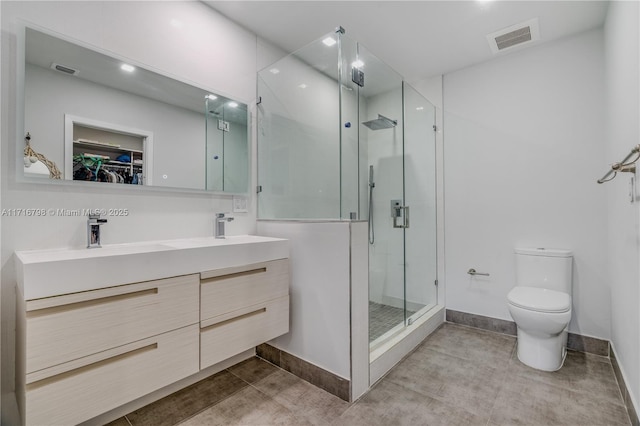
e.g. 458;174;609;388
200;258;289;321
24;324;199;426
25;274;199;374
200;295;289;369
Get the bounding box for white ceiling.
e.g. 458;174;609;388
204;1;609;83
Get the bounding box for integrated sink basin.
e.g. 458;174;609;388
161;235;276;249
16;235;288;300
16;243;174;263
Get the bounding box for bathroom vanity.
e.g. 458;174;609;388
14;236;289;426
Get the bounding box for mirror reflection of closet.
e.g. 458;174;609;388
22;26;250;194
71;125;144;185
65;115;152;186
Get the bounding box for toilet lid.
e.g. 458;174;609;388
507;287;571;313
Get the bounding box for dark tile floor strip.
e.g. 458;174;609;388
107;324;631;426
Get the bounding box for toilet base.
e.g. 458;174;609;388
516;327;568;371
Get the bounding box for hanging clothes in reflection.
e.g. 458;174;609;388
73;154;142;185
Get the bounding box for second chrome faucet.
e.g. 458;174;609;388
215;212;234;239
87;214;108;248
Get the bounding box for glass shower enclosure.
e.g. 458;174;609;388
257;28;437;351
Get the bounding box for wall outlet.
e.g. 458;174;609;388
233;196;249;213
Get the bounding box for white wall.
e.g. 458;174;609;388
256;221;352;379
443;29;609;340
604;0;640;414
0;2;280;422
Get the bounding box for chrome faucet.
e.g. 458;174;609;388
87;214;107;248
215;212;234;239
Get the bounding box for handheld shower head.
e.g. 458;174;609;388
369;165;375;188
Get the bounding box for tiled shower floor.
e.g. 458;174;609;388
369;301;415;342
107;323;631;426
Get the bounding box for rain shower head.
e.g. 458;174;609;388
362;114;397;130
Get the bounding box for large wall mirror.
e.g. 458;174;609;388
21;26;250;193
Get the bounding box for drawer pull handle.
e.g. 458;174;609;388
26;343;158;390
201;267;267;284
27;288;159;318
201;307;266;331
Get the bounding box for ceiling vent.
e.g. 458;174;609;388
50;63;79;76
487;18;540;54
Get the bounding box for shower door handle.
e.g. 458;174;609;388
392;206;409;229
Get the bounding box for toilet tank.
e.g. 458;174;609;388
515;248;573;293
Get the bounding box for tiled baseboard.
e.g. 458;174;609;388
611;347;640;426
445;309;609;356
256;343;350;401
445;309;517;336
447;309;638;426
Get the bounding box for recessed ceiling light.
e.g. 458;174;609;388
351;60;364;68
120;63;135;73
206;94;218;101
269;68;280;74
298;84;308;89
322;37;337;47
228;102;238;108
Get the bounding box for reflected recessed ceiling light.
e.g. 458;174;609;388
120;63;135;73
228;102;238;108
351;60;364;68
416;106;424;111
322;37;337;47
269;68;280;74
298;84;307;89
206;94;218;100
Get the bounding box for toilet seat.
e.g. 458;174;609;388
507;286;571;313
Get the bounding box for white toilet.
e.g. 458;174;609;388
507;247;573;371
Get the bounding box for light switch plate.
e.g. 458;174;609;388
233;196;249;213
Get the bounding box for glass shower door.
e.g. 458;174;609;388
257;31;341;219
403;83;438;325
367;81;437;348
356;44;407;347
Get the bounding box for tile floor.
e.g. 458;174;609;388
108;323;631;426
369;301;416;342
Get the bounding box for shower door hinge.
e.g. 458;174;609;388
433;125;437;132
256;185;262;194
434;279;438;287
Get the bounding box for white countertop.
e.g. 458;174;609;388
16;235;289;300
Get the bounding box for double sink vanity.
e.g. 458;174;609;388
14;235;290;425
